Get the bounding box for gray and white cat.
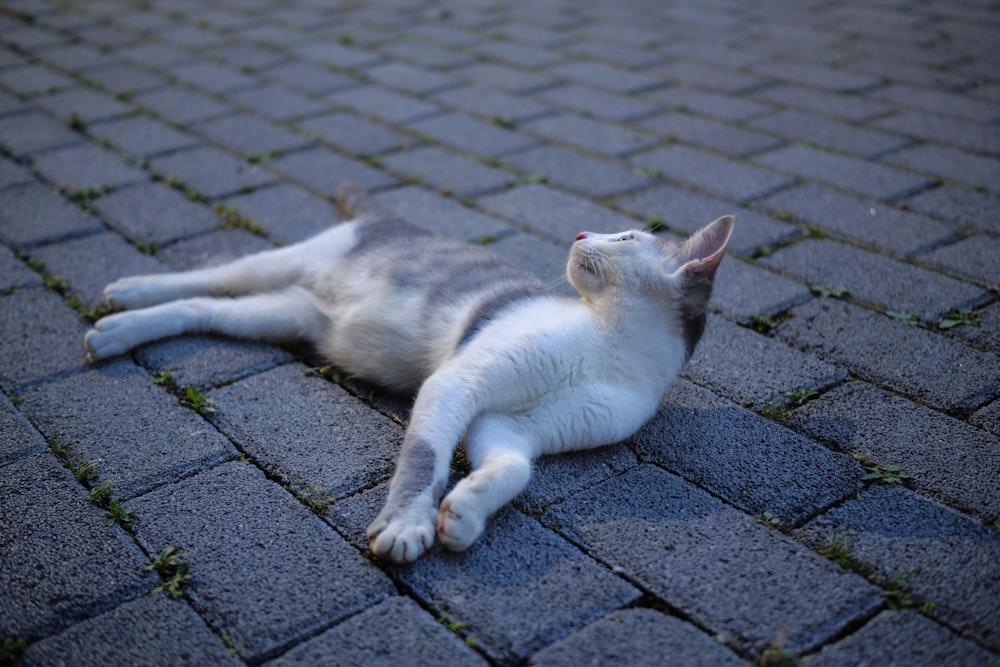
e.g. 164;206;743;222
85;183;733;563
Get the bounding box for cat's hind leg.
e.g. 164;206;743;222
104;223;359;310
436;416;534;552
85;287;326;361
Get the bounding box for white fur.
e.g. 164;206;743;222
85;210;733;564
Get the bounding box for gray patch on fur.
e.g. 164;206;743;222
678;278;714;360
382;437;444;512
458;285;542;346
350;217;433;257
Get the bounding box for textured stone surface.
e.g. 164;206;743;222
0;393;46;464
149;146;275;198
383;147;514;198
222;183;339;245
479;184;633;243
502;144;648;198
93;181;220;245
0;182;103;249
374;185;513;242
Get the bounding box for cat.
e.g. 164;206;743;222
84;182;733;564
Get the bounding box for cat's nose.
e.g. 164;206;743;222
576;232;589;240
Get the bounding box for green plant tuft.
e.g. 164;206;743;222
936;308;980;330
148;546;192;599
862;463;910;486
179;387;216;416
810;284;849;299
783;388;818;406
747;313;779;334
886;310;920;326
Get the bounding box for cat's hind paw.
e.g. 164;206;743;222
84;314;133;362
366;512;436;564
436;494;486;552
104;275;167;310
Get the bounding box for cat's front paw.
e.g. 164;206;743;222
436;487;487;552
366;507;437;564
84;313;135;362
104;276;164;309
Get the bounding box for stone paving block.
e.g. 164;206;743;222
297;112;410;156
545;61;661;94
0;181;106;249
210;363;402;499
543;465;880;656
154;228;275;272
135;88;234;126
34;86;131;124
223;183;338;245
946;301;1000;354
710;257;813;319
93;181;219;245
194;114;313;158
128;461;395;663
167;61;258;94
971;398;1000;436
88;114;201;158
456;62;557;94
0;63;74;96
763;238;987;322
30;231;165;305
750;83;893;122
21;358;235;499
524;112;658;157
515;444;637;515
653;60;766;95
135;335;293;392
801;609;1000;667
535;83;658;121
410;112;536;157
480;184;634;243
382;147;513;198
0;392;46;464
629;379;862;522
32;142;148;192
294;41;382;70
0;288;89;392
330;483;641;666
206;42;287;71
872;109;1000;155
789;381;1000;521
644;86;777;122
20;594;240;666
919;234;1000;288
0;88;29;115
796;484;1000;651
230;83;330;121
502;144;648;198
476;39;560;68
528;608;749;667
373;185;513;242
382;40;474;70
0;110;82;155
0;156;35;189
870;83;999;123
775;299;1000;413
751;109;909;158
80;62;170;96
882;143;1000;190
685;314;847;410
639;112;782;158
436;84;554;123
0;243;39;292
633;145;794;203
759;183;959;256
270;596;488;667
0;452;155;641
269;147;396;195
149;146;276;199
752;61;881;93
261;61;360;95
901;184;999;234
755;144;932;200
364;61;459;94
329;84;441;124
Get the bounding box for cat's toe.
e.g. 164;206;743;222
83;314;133;361
436;497;485;552
369;519;435;563
104;276;158;309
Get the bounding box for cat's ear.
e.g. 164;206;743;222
671;215;734;280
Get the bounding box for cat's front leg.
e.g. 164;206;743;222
437;418;534;552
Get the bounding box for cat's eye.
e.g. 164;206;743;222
616;234;634;242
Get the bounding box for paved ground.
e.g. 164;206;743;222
1;0;998;664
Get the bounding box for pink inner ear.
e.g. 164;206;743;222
678;215;734;276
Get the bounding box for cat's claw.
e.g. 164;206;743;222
367;512;437;564
436;495;486;552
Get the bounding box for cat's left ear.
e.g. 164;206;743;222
671;215;734;280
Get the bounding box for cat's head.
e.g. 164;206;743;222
568;215;734;352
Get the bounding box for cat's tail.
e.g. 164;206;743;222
335;181;386;220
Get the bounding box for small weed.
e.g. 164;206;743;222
524;172;547;184
135;242;159;255
491;116;515;129
215;204;265;236
0;637;27;664
89;480;112;505
862;463;910;486
64;294;111;323
49;439;69;460
756;644;797;667
810;284;849;299
936;308;980;330
647;216;666;232
151;369;176;389
886;310;920;326
67;112;86;131
246;151;276;164
71;459;100;483
633;166;663;179
438;614;470;633
801;224;827;239
299;485;335;512
761;402;791;422
747;313;779;334
758;511;782;526
42;272;69;291
754;243;774;258
147;546;192;599
365;154;382;167
784;388;818;406
871;572;931;611
771;208;794;222
90;482;135;525
474;234;499;245
338;34;353;45
69;187;103;204
179;387;216;416
818;532;867;574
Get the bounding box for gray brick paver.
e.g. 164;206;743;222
4;1;999;665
